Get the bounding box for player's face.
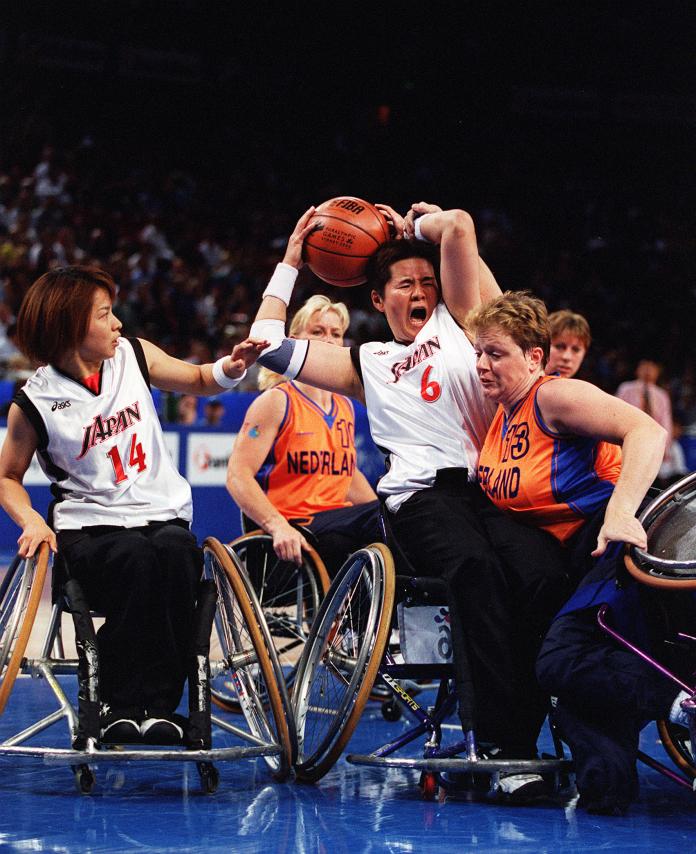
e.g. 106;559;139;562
371;258;439;344
79;288;122;364
301;309;344;346
475;326;543;410
546;332;586;378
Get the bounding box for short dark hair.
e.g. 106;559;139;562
366;240;439;296
16;266;117;366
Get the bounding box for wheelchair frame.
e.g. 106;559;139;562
290;542;572;796
603;469;696;792
0;537;294;793
219;529;330;714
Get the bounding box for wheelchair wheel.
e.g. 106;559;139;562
626;471;696;589
204;537;293;780
657;719;695;780
292;543;395;783
0;544;50;714
222;530;330;707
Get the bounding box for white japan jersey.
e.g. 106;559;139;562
357;302;495;511
16;337;192;530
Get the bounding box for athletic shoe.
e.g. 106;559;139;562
680;694;696;752
496;771;548;802
479;743;549;802
140;716;185;745
100;717;141;744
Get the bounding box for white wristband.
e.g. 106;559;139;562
212;357;246;389
262;263;298;306
414;214;434;243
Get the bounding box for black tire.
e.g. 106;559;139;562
292;543;395;783
204;537;293;780
218;531;329;709
0;544;49;714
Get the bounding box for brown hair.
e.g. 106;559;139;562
465;290;550;364
16;266;117;366
548;309;591;348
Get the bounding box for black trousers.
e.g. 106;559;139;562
305;500;382;576
387;476;571;757
58;521;202;720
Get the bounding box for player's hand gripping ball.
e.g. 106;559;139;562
303;197;391;287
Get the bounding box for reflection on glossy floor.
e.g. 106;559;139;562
0;675;694;854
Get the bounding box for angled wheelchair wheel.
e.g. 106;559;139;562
657;719;695;780
0;544;50;714
292;543;395;783
626;471;696;589
222;530;330;707
204;537;293;780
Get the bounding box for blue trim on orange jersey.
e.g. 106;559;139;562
549;434;616;517
290;381;338;429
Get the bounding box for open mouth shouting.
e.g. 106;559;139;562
410;305;428;325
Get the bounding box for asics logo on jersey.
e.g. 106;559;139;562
77;401;142;459
390;337;441;383
51;400;71;411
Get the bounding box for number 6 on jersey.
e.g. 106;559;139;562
420;365;441;403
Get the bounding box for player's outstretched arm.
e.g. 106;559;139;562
139;338;268;395
405;203;482;326
250;208;364;401
538;378;668;555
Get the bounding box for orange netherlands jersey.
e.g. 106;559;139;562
477;375;622;543
256;382;357;522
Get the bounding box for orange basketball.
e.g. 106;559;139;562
303;197;391;287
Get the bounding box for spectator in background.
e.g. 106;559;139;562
545;310;590;379
616;359;673;470
176;394;199;425
201;398;225;427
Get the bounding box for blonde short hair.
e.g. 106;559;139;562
548;309;591;348
258;295;350;391
465;290;550;365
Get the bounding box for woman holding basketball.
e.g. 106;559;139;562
244;203;572;799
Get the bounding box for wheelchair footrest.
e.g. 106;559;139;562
346;754;573;775
0;744;280;764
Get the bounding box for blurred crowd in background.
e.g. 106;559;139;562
0;135;694;438
0;5;694;447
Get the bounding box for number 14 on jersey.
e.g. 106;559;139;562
106;434;147;484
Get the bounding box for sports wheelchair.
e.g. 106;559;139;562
618;470;696;791
290;540;571;796
212;517;330;715
0;537;294;793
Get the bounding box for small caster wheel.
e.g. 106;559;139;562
381;699;402;722
72;764;95;795
197;761;219;794
419;770;437;800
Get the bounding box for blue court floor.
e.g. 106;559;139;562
0;673;694;854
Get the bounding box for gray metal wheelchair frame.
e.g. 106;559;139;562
0;538;292;793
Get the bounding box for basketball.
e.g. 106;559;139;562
302;197;391;287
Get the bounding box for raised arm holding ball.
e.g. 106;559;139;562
245;202;573;799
